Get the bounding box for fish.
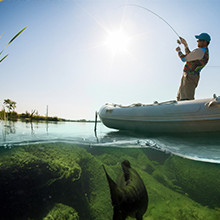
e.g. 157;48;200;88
103;160;148;220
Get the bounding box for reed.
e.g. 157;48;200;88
0;26;27;63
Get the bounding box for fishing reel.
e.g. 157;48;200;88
177;39;181;45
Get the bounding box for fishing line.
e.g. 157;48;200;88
124;4;181;39
123;5;220;67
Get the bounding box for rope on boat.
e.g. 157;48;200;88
206;95;220;108
107;100;177;108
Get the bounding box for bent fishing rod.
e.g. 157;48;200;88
124;5;220;67
124;4;181;44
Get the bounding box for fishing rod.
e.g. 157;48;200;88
124;5;220;67
124;4;181;43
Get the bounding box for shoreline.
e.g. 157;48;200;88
0;118;101;123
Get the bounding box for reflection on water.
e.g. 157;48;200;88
1;120;46;140
2;120;16;141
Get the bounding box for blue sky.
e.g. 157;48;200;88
1;0;220;120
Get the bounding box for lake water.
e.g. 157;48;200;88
0;120;220;219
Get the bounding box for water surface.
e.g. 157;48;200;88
1;120;220;163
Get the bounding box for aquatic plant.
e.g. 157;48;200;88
87;146;220;220
0;144;112;219
0;144;219;219
43;203;79;220
162;156;220;208
0;26;27;63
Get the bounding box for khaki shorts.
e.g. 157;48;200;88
177;72;200;101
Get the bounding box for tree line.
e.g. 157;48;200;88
0;99;62;122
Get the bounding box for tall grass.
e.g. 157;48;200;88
0;26;27;63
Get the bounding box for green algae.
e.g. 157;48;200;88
0;143;219;219
0;143;112;219
86;146;220;220
43;203;79;220
151;155;220;208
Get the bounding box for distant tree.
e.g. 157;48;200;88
3;99;16;112
0;108;6;120
30;110;36;121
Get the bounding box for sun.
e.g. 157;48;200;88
104;30;131;55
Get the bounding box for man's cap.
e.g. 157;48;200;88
195;33;211;42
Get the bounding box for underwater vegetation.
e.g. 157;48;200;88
0;144;111;220
0;143;219;219
43;203;79;220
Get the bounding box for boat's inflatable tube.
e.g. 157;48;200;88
99;96;220;133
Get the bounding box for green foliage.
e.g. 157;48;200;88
43;203;79;220
8;111;18;121
0;27;27;63
0;99;63;121
19;111;61;121
19;111;31;119
0;54;8;62
0;109;5;120
78;119;87;122
6;26;27;47
3;99;16;112
1;99;17;121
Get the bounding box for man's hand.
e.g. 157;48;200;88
179;37;188;47
176;47;181;52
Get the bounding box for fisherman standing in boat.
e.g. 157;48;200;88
176;33;211;101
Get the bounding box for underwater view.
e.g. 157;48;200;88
0;121;220;220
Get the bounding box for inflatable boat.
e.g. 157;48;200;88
99;95;220;133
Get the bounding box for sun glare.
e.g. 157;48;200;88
105;30;131;55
